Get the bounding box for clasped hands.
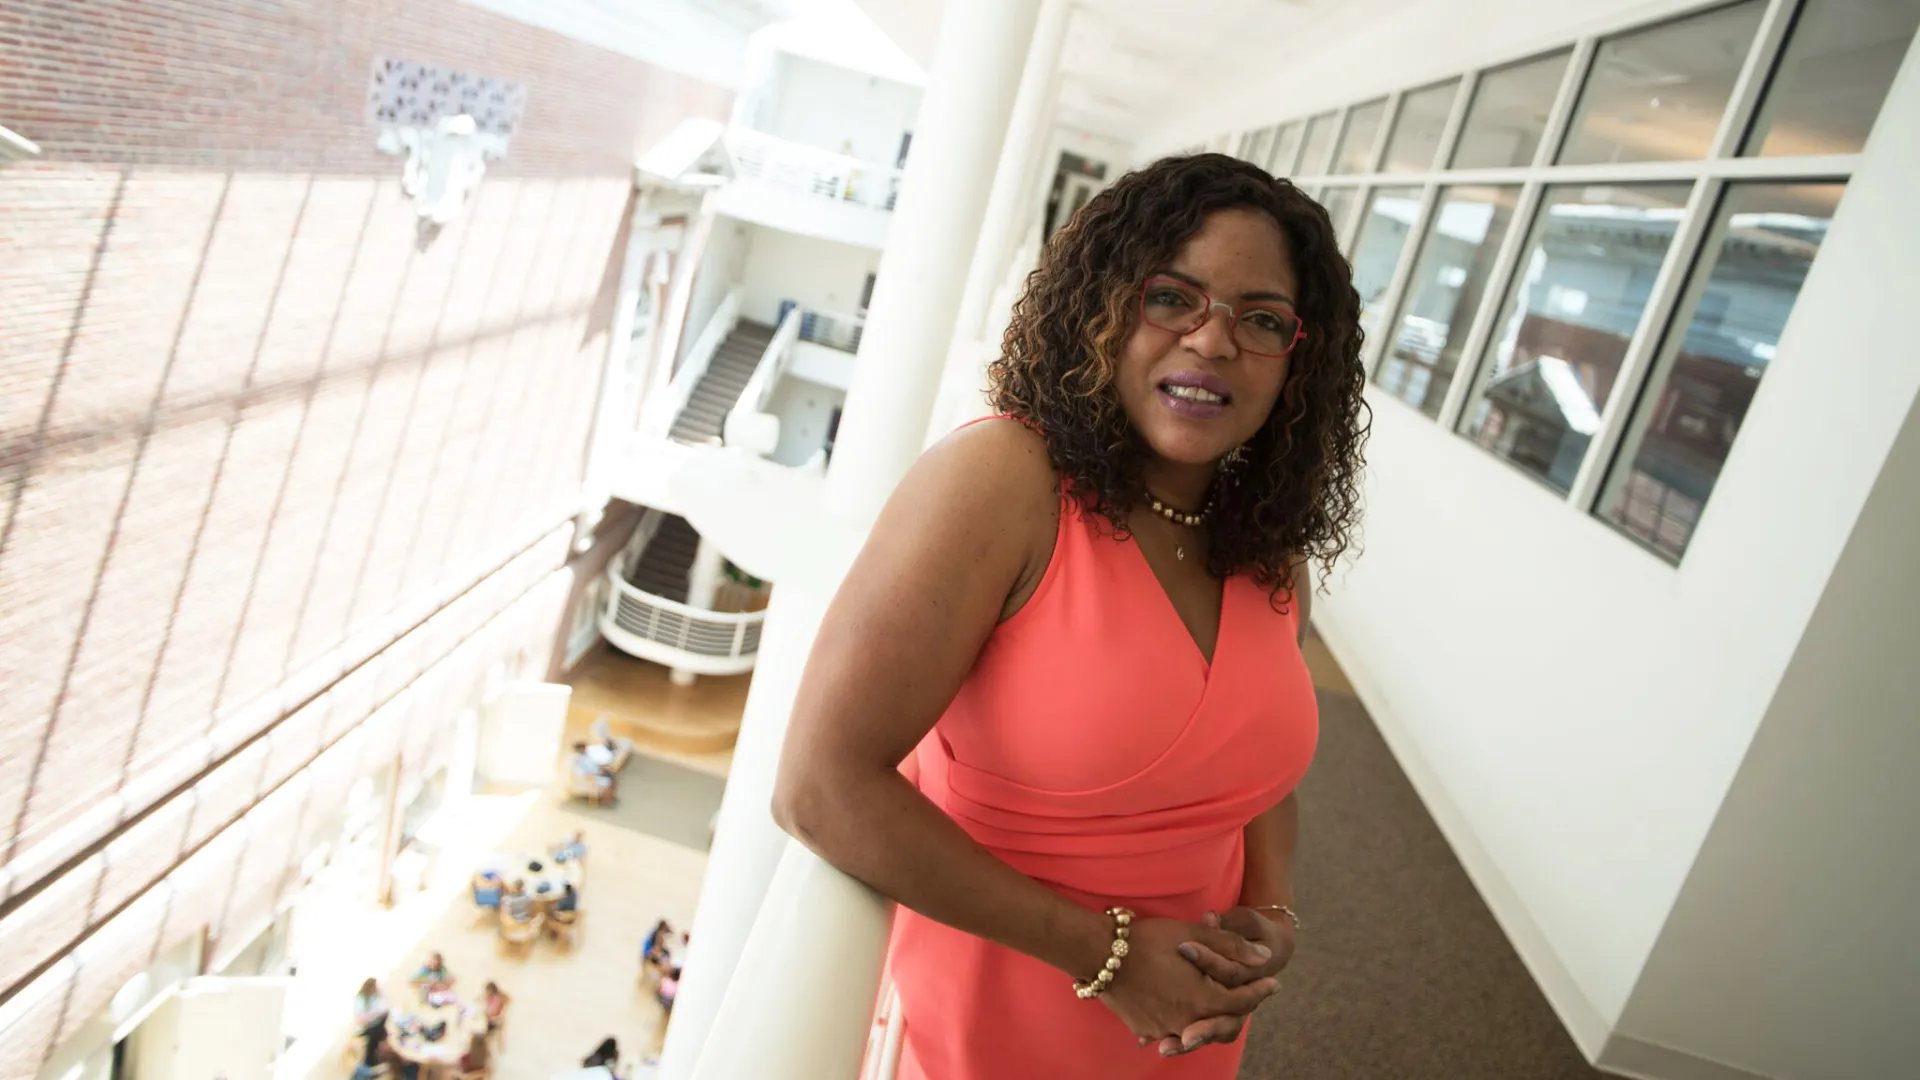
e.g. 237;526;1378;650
1099;907;1294;1058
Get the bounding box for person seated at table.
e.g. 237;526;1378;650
410;952;453;992
482;981;511;1035
459;1031;490;1073
570;742;617;803
583;1036;620;1070
502;880;535;922
553;830;587;863
640;919;672;967
351;977;389;1036
554;881;579;913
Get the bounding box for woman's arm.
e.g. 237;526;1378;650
1238;792;1298;909
773;422;1272;1040
774;422;1113;975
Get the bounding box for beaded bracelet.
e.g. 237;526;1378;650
1072;906;1134;1000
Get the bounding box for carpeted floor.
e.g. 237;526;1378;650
560;752;728;852
1235;686;1603;1079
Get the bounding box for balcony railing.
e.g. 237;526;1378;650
728;128;904;213
599;567;765;676
798;308;864;354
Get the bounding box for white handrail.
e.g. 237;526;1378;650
599;566;765;674
727;128;905;213
687;842;895;1080
646;286;742;437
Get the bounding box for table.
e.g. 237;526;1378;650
515;856;579;906
387;994;488;1073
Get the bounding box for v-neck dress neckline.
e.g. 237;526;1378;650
1122;530;1229;671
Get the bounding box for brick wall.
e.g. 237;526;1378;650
0;0;729;1040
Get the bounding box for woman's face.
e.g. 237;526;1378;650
1115;207;1299;470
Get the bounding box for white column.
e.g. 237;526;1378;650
658;3;1043;1077
952;0;1071;344
824;0;1046;525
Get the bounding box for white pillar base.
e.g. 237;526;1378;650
669;667;698;687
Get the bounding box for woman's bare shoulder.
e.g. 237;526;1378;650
915;417;1058;527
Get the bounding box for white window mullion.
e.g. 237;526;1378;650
1711;0;1807;159
1533;36;1598;168
1435;179;1544;431
1565;177;1726;509
1431;68;1479;173
1360;182;1440;377
1367;93;1401;174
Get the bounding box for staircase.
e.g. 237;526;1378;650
669;321;775;445
628;514;700;603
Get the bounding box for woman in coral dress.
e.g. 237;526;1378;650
775;154;1367;1078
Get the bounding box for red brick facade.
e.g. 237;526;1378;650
0;0;729;1057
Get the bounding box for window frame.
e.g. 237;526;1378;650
1217;0;1894;563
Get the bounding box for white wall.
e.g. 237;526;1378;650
1608;385;1920;1080
767;52;922;167
766;376;846;468
738;225;881;327
1146;0;1920;1066
681;216;753;354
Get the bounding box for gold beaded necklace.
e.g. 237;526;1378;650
1145;491;1212;561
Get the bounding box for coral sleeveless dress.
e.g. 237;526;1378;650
887;447;1320;1080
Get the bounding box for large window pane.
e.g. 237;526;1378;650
1318;185;1360;246
1457;183;1693;492
1332;98;1388;173
1297;111;1340;175
1451;50;1572;169
1382;79;1461;172
1599;183;1842;559
1374;186;1521;417
1268;121;1305;174
1744;0;1920;157
1351;186;1423;344
1559;2;1766;165
1243;126;1276;166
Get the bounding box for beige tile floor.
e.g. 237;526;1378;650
366;796;707;1080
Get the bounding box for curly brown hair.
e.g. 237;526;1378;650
986;153;1369;600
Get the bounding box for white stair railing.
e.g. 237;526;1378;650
599;566;766;676
645;286;743;438
728;129;905;214
796;307;865;354
724;304;803;452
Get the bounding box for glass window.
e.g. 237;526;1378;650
1243;126;1276;166
1318;185;1360;246
1332;98;1388;173
1382;79;1461;172
1451;50;1573;169
1297;111;1340;175
1559;2;1767;166
1268;121;1305;174
1744;0;1920;157
1598;182;1842;559
1350;186;1424;344
1374;186;1522;417
1457;183;1693;492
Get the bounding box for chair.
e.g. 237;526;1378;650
470;874;503;926
544;907;582;948
590;716;634;772
497;909;542;955
566;768;612;806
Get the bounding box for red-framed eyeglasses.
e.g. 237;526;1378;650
1138;275;1307;358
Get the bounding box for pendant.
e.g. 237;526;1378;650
1175;545;1186;562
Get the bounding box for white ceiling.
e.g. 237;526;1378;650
845;0;1361;141
1058;0;1345;139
